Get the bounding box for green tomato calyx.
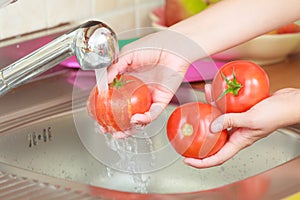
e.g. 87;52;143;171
111;74;131;89
217;68;243;101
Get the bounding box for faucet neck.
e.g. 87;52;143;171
0;32;75;96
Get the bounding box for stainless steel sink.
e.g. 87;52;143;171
0;69;299;199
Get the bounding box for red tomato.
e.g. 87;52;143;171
277;23;300;34
212;60;270;113
87;74;152;132
166;102;228;159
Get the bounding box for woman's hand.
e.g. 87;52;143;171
184;87;300;168
107;33;192;138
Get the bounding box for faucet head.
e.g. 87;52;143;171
73;21;119;70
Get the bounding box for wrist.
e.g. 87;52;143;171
150;30;209;63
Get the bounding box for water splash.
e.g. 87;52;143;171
94;67;156;193
95;68;108;92
102;132;156;193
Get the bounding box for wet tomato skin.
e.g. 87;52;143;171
167;102;228;159
87;74;152;132
212;60;270;113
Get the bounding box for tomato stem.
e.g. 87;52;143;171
181;123;194;136
111;74;132;89
216;68;242;101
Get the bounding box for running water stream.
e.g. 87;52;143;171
95;68;108;92
94;69;155;193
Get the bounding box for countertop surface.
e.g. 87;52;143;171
191;53;300;93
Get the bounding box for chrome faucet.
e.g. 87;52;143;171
0;20;119;96
0;0;17;8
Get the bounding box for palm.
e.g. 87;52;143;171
184;88;300;168
107;46;190;138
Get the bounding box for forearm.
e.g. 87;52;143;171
276;88;300;127
243;88;300;131
169;0;300;56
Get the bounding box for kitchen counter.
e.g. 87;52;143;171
191;53;300;93
263;53;300;92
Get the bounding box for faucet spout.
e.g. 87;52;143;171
73;21;119;70
0;20;119;96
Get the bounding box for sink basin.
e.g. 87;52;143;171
0;70;299;199
0;107;299;192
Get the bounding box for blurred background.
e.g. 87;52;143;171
1;0;300;65
0;0;164;42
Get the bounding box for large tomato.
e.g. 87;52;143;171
212;60;270;113
87;74;152;132
166;102;228;159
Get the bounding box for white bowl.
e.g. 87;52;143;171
149;6;300;65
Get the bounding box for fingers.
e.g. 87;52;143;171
131;102;165;125
204;83;254;132
107;52;133;83
204;84;212;103
183;141;240;168
184;111;260;168
210;112;252;133
110;103;165;139
204;83;217;107
111;103;165;138
184;128;256;168
184;113;247;168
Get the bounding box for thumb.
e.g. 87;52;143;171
107;52;133;83
204;84;216;107
210;112;250;133
131;102;165;125
204;84;213;104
